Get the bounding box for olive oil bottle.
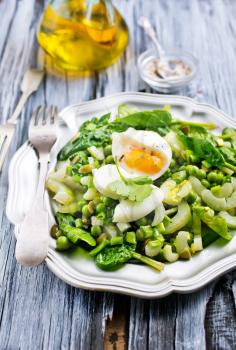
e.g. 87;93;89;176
37;0;129;73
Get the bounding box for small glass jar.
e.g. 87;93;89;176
138;48;198;93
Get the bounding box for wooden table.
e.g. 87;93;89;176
1;0;236;349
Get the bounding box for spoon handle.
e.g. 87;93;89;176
8;92;31;123
15;154;49;267
138;16;165;58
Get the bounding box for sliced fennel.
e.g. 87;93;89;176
218;211;236;228
160;179;192;205
164;201;191;234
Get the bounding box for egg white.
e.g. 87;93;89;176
113;187;164;223
93;164;137;199
112;127;172;180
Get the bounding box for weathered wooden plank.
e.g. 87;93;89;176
104;295;129;350
0;1;114;350
149;294;177;350
1;0;236;349
205;275;236;350
128;298;149;350
126;0;236;349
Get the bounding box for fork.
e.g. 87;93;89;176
15;106;58;267
0;69;44;172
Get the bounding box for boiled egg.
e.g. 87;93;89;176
93;164;122;199
112;128;172;180
113;187;164;223
93;164;139;199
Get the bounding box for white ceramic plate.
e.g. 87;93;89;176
6;92;236;298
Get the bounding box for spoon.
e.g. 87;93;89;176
138;17;189;81
138;16;165;60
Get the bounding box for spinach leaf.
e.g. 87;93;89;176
58;114;126;160
96;244;134;271
193;206;231;240
177;128;225;167
56;213;75;232
193;139;225;167
201;225;220;247
220;147;236;165
115;109;172;131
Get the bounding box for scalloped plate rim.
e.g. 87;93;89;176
6;91;236;298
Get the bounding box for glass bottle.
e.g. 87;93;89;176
37;0;129;73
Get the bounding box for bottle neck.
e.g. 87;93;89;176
86;0;115;24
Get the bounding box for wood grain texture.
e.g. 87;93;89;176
1;0;236;349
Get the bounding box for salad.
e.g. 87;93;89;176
47;104;236;272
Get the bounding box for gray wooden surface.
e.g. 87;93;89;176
1;0;236;349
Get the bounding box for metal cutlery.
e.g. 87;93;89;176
15;105;58;267
0;68;44;172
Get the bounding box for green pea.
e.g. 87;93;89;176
105;155;114;164
207;172;223;184
97;212;106;220
186;165;199;176
91;225;102;236
77;200;87;211
207;172;218;183
102;197;114;207
172;170;187;183
82;205;91;218
56;236;71;251
96;203;106;213
197;169;206;179
211;185;222;196
216;173;224;184
170;159;176;168
201;179;210;188
50;225;62;239
104;145;112;156
202;160;211;169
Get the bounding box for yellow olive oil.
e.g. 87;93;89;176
37;0;129;73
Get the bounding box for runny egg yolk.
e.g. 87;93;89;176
123;147;166;175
